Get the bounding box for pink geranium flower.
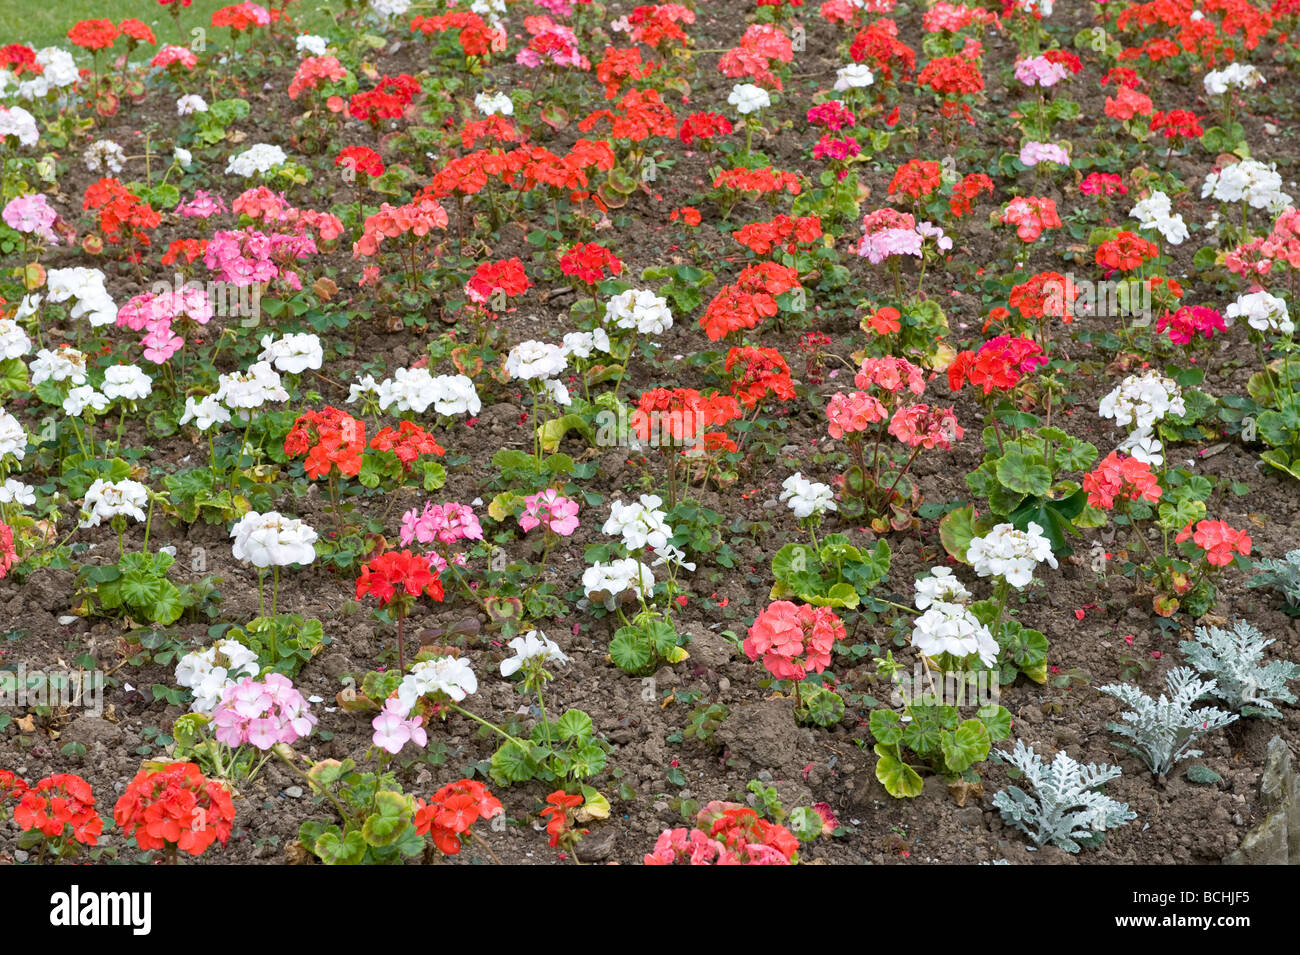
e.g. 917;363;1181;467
519;489;580;536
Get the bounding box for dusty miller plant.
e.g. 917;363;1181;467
1098;668;1238;778
993;740;1136;853
1179;619;1300;718
1246;548;1300;616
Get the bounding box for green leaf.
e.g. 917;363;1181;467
874;744;924;798
869;709;905;746
313;827;366;864
901;705;951;756
490;740;539;784
609;627;653;674
539;413;595;453
1259;449;1300;481
569;741;607;778
306;759;352;789
940;720;990;774
555;708;593;742
995;449;1052;498
939;505;986;563
796;686;844;727
362;811;409;848
1185;764;1222;785
976;704;1012;741
420;460;447;492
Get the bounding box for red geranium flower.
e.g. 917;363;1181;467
284;407;366;480
68;19;120;52
369;421;445;470
414;779;503;856
13;773;102;848
114;762;235;857
355;550;445;606
335;145;386;179
559;242;622;285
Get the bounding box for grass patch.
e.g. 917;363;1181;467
0;1;338;52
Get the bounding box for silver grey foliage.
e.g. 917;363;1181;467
1179;619;1300;717
993;740;1136;853
1247;548;1300;613
1098;667;1238;778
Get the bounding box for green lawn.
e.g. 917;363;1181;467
0;1;336;51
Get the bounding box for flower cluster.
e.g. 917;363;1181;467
230;511;318;568
10;773;103;848
175;639;260;713
967;522;1058;589
646;802;799;865
212;674;317;749
414;780;503;855
910;569;998;668
114;762;235;857
745;600;844;681
1084;452;1163;510
284;407;366;480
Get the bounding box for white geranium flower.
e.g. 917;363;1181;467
45;268;117;327
295;34;329;56
62;385;109;417
780;472;837;519
1130;191;1189;245
604;289;673;335
230;511;318;567
1201;159;1291;213
911;601;998;668
728;83;771;115
474;92;513;116
1225;290;1293;335
259;332;323;374
0;478;35;507
0;319;31;360
967;522;1058;589
913;566;971;610
397;656;477;713
0;409;27;460
101;364;153;402
176;94;208;116
500;631;569;677
216;360;289;410
370;0;412;16
560;329;611;358
179;394;231;432
834;63;874;91
0;104;40;146
505;340;567;381
175;639;259;713
430;374;482;416
225;143;289;178
81;478;149;528
582;558;656;609
30;346;89;386
1098;371;1186;432
1118;429;1164;467
83;140;126;174
603;495;673;552
1203;63;1263;97
540;378;571;406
